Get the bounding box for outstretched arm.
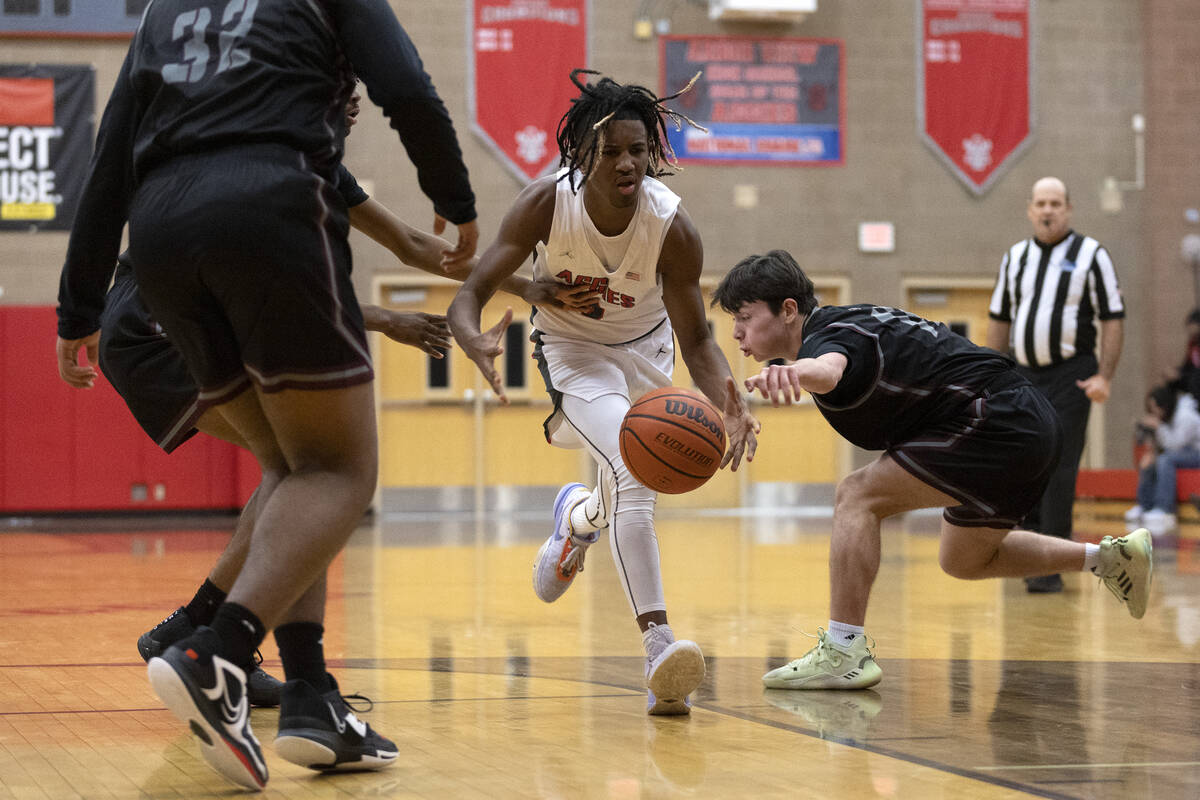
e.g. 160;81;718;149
348;197;587;308
745;352;848;405
447;178;559;404
660;208;759;470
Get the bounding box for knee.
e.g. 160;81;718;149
938;546;991;579
834;468;882;517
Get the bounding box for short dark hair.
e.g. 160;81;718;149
711;250;818;316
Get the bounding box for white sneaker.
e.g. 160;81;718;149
1123;505;1146;524
1094;528;1153;619
1141;508;1177;537
532;483;596;603
646;639;705;716
762;629;882;690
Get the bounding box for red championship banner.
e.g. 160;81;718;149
918;0;1033;195
469;0;589;183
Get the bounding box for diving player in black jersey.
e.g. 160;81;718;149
54;1;481;789
712;250;1153;691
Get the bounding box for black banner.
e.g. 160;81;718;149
0;64;94;231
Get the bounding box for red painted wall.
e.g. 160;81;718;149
1;306;251;512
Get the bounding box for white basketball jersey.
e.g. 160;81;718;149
531;169;680;344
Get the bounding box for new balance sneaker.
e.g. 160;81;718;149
646;640;706;716
762;629;883;690
1095;528;1154;619
147;628;268;791
274;676;398;772
533;482;598;603
138;606;283;708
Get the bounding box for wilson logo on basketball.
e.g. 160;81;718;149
663;399;722;437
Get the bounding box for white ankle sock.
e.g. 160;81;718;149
569;487;607;533
827;620;865;651
1083;542;1101;574
642;622;675;661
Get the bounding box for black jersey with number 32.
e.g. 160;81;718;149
798;305;1014;451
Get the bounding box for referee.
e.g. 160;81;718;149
986;176;1125;594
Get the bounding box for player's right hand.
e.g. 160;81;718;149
745;363;805;406
460;307;513;404
56;331;100;389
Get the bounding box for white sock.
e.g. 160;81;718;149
569;487;607;534
643;622;675;661
827;620;865;652
1083;542;1101;574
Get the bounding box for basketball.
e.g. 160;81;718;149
619;387;727;494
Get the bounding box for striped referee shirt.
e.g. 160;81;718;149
988;230;1124;369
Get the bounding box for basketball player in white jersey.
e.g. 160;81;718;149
449;70;760;715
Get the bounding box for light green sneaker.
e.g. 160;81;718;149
762;629;882;690
1095;528;1153;619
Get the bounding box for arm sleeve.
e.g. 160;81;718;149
1090;245;1126;320
56;46;139;340
333;0;476;225
802;328;878;408
987;250;1012;321
334;164;369;208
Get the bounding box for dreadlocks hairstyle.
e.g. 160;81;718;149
555;68;705;192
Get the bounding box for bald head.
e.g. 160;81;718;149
1027;176;1072;244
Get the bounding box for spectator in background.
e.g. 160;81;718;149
987;176;1125;595
1125;384;1200;536
1166;309;1200;401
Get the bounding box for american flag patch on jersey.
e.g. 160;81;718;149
627;271;641;281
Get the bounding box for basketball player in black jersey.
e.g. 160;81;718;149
712;250;1153;691
55;1;480;790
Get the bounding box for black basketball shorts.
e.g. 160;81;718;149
98;260;201;453
889;372;1063;529
127;144;373;410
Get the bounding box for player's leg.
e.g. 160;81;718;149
97;270;286;705
559;391;704;715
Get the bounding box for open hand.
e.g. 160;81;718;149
720;375;760;470
459;307;513;404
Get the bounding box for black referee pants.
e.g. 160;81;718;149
1017;355;1098;539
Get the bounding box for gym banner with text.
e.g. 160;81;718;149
468;0;589;183
658;35;843;166
918;0;1033;195
0;1;147;38
0;64;94;231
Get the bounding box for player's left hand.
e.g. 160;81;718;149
56;331;100;389
720;375;760;471
372;311;452;357
1076;374;1111;403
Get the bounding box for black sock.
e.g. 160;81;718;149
208;602;265;670
183;579;227;627
274;622;331;692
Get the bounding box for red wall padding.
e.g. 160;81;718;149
1;306;249;512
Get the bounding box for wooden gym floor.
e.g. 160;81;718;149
1;499;1198;799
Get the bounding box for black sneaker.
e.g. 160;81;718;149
139;607;283;708
147;627;269;791
274;675;398;772
137;607;195;660
245;654;284;708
